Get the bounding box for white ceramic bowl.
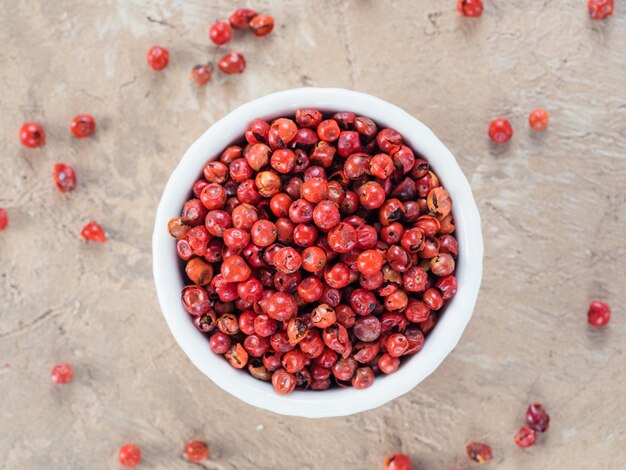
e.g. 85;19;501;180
153;87;483;418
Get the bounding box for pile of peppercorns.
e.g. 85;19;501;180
146;8;274;81
170;110;459;394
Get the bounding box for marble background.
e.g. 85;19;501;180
0;1;624;468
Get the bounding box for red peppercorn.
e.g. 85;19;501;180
489;118;513;144
296;108;323;128
0;208;8;232
378;353;400;374
265;292;297;321
332;356;357;381
526;403;550;432
209;20;232;45
19;122;45;148
466;442;492;464
297;276;324;303
376;128;402;153
210;332;232;354
190;64;213;85
457;0;484;17
337;131;362;157
70;114;96;138
146;46;169;70
301;178;329;203
405;299;430;323
221;255;251;283
317;119;341;142
355;250;383;276
272;118;298;145
587;301;611;328
384;454;411;470
81;221;106;242
225;343;249;368
272;369;297;394
255;170;282;198
50;363;73;384
249;15;275;36
273;247;302;274
254;314;278;337
351;366;375;389
313;200;340;231
184;441;210;462
218;52;246;74
422;288;444;311
250;220;277;247
431;253;455;276
515;426;537;448
324;262;351;289
353;315;381;343
230;8;258;29
386;333;409;357
52;163;77;193
118;444;141;468
588;0;614;19
357;181;386;209
529;108;549;131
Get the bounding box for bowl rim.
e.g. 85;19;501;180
152;87;483;418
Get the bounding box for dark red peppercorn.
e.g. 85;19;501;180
526;403;550;432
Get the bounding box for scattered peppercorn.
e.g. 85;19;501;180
146;46;169;71
384;454;411;470
465;442;492;464
118;444;141;468
0;208;8;231
529;109;549;131
19;122;45;148
190;64;213;85
50;363;73;384
588;0;614;19
514;426;537;448
218;52;246;74
209;20;232;45
184;440;210;462
457;0;484;17
52;163;77;193
81;221;106;243
488;118;513;144
71;114;96;138
587;301;611;328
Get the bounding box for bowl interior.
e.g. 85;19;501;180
152;87;483;418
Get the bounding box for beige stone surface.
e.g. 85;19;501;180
1;0;625;468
